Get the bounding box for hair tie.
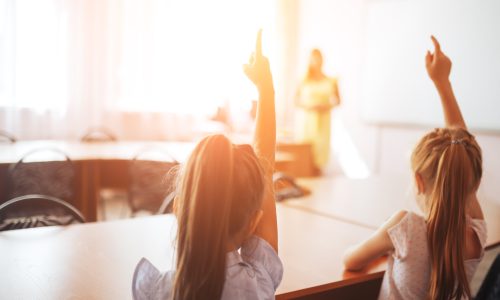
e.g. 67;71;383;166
451;139;465;145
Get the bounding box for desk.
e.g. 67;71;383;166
0;140;295;163
0;204;384;299
0;140;294;221
283;176;500;247
0;140;196;163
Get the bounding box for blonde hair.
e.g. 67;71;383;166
411;128;482;300
171;134;265;300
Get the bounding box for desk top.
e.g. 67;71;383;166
0;204;383;299
0;140;195;162
0;140;294;164
284;175;500;247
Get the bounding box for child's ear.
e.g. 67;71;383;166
415;173;425;195
248;210;263;236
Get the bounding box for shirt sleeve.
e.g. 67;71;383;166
132;258;160;300
387;212;413;260
469;218;488;249
240;236;284;290
132;258;173;300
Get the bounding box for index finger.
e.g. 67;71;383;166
431;35;441;53
255;29;262;57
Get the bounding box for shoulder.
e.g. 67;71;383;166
372;210;408;250
240;236;283;289
132;258;173;300
222;237;283;299
384;210;409;230
385;210;426;259
465;216;488;260
384;210;427;235
241;236;281;264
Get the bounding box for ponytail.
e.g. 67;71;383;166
427;144;469;299
412;128;482;300
172;135;265;300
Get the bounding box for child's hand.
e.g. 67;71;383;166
426;35;466;129
426;36;452;84
244;30;273;92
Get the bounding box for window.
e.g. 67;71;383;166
117;0;276;115
0;0;69;112
0;0;277;116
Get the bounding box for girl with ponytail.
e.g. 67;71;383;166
343;36;486;300
132;30;282;300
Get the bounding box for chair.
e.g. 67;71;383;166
8;148;76;202
81;127;119;220
128;147;179;217
80;127;117;143
476;253;500;300
0;130;16;143
0;194;85;231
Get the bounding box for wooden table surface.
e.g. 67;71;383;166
284;175;500;247
0;140;294;163
275;205;385;298
0;204;384;300
0;140;192;162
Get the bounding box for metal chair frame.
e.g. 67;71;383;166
0;194;85;231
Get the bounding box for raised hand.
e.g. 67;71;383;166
425;36;452;84
425;35;466;129
243;30;273;92
245;30;278;252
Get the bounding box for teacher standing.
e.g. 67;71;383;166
295;49;341;173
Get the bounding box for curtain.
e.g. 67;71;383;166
0;0;283;140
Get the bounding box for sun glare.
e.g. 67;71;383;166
118;0;276;115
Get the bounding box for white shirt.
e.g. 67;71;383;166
132;236;283;300
378;211;487;300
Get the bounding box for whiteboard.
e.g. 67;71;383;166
362;0;500;131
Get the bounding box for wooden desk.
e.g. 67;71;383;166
0;140;197;163
0;205;384;299
0;140;294;221
275;205;385;299
0;140;294;163
283;176;500;247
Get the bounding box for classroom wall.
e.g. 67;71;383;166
294;0;500;204
362;0;500;131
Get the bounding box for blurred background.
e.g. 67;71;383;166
1;0;499;180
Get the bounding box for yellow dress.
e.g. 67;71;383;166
295;77;337;169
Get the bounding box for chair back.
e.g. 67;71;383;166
81;127;117;143
0;130;16;143
128;147;178;216
0;194;85;231
8;148;75;201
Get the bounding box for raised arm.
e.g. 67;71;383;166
425;36;466;129
427;36;484;220
243;30;278;251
